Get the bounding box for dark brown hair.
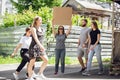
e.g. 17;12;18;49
92;21;98;29
82;19;88;23
58;25;65;35
24;27;31;36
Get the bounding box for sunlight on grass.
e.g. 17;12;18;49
0;55;111;64
48;56;79;65
0;56;21;64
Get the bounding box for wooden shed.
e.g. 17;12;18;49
109;0;120;75
62;0;112;29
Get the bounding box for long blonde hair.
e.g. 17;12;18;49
32;16;42;27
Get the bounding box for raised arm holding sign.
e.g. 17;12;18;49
52;7;72;74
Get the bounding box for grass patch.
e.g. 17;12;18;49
92;57;111;63
48;56;79;65
0;55;111;65
0;56;21;64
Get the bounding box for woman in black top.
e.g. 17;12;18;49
82;21;103;76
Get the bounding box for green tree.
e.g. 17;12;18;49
10;0;62;13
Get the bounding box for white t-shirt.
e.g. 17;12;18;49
19;36;32;49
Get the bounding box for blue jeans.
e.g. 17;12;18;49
55;49;66;73
87;44;103;72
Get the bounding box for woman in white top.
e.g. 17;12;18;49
11;27;33;80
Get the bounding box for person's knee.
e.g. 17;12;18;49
78;56;82;60
45;58;48;63
43;56;48;64
85;58;88;61
61;61;65;65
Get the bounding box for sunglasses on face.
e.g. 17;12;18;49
59;28;63;30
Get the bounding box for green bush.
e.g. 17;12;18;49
0;6;52;28
72;15;102;29
0;7;53;41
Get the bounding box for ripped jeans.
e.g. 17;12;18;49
86;44;103;72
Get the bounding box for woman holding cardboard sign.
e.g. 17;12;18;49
52;19;72;75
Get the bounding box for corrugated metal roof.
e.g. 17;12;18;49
75;0;105;10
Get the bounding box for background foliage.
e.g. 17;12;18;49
10;0;62;13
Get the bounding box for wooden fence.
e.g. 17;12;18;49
0;25;28;56
0;25;47;56
0;26;112;58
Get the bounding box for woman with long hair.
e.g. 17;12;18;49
27;16;48;80
52;20;72;75
82;21;103;76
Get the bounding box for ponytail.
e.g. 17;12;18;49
23;27;31;36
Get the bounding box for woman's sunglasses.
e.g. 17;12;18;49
59;28;63;30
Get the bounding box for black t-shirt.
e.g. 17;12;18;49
89;29;100;45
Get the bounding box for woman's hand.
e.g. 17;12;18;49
89;45;95;51
40;46;45;52
82;43;87;48
11;53;15;58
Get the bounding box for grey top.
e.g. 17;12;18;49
27;27;45;58
29;27;44;50
55;33;67;49
79;27;91;48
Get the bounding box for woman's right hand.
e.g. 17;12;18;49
11;53;15;58
40;46;45;52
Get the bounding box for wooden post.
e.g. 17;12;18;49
111;0;115;64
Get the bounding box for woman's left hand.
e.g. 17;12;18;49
90;46;95;51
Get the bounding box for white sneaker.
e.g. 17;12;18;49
32;72;38;78
13;73;19;80
25;77;34;80
82;71;91;76
98;71;103;75
36;73;46;80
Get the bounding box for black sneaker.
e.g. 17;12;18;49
79;67;86;72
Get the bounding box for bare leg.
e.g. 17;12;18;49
38;55;48;74
28;58;36;78
78;56;85;68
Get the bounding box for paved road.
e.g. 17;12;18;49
0;62;120;80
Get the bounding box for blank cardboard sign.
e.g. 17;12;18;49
53;7;72;25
